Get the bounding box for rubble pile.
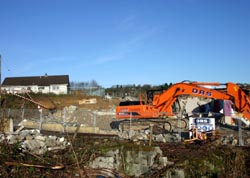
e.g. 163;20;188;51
118;130;181;143
47;105;78;123
0;129;69;155
88;145;181;177
117;128;250;147
44;105;115;130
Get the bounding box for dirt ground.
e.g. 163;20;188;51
33;94;120;110
2;92;120;111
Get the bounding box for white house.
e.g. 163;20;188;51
1;75;70;95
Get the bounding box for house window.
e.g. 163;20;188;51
52;86;59;90
38;87;45;90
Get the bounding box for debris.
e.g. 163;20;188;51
79;98;97;105
88;146;166;177
5;161;64;170
0;129;69;155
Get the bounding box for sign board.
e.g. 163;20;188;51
189;117;215;138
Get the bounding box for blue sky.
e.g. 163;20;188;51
0;0;249;88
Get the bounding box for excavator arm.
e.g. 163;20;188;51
153;81;250;120
226;83;250;119
152;82;231;115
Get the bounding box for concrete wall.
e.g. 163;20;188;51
22;120;100;134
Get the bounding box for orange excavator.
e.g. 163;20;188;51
115;81;250;130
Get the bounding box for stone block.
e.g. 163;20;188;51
23;140;41;151
90;156;115;169
35;135;46;142
7;135;17;144
25;135;34;141
159;157;168;167
45;137;57;147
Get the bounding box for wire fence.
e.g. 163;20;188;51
0;108;248;146
69;87;105;97
0;108;116;132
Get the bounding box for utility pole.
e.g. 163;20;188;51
0;54;1;98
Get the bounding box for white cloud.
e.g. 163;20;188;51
117;15;136;32
93;27;159;65
94;55;122;65
40;56;74;63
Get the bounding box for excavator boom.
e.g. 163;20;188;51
152;82;231;115
226;82;250;119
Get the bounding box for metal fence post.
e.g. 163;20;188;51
22;108;25;120
129;112;132;140
39;109;43;130
63;109;66;133
149;124;153;146
178;117;181;142
93;111;96;133
7;108;10;117
177;110;183;142
238;118;244;146
9;118;13;133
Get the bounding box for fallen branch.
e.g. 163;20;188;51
66;131;86;178
5;161;64;170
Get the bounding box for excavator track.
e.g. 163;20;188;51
112;118;188;134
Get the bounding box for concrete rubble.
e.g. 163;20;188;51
0;129;69;155
117;128;250;147
118;130;182;143
21;119;101;134
89;146;178;177
43;105;116;131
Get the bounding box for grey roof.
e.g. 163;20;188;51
2;75;70;86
